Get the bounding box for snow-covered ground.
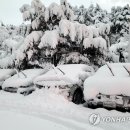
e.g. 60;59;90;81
0;90;130;130
0;110;72;130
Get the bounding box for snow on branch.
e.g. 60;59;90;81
39;30;59;49
95;23;111;35
83;37;107;50
59;19;108;43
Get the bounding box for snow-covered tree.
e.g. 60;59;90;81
74;4;110;26
110;5;130;45
20;0;74;31
0;23;25;68
1;0;129;69
83;37;107;66
0;26;10;46
73;5;88;24
15;31;43;69
14;0;75;69
0;35;24;69
109;37;129;63
18;23;32;37
38;19;108;66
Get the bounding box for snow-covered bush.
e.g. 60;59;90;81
0;54;15;69
59;52;90;65
109;37;129;63
2;36;24;54
0;35;24;69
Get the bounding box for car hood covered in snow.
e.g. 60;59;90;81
0;69;16;86
34;64;94;87
2;69;45;89
84;63;130;100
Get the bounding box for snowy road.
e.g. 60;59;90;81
0;90;130;130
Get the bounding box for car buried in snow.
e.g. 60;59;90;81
34;64;94;104
2;69;46;95
0;69;16;89
84;63;130;111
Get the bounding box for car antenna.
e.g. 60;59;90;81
106;62;114;76
123;66;130;76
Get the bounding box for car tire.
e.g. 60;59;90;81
20;89;34;96
72;88;84;104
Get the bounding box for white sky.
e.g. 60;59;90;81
0;0;130;25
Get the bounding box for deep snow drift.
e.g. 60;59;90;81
0;90;130;130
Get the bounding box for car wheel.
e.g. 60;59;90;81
72;88;84;104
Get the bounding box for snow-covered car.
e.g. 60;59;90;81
2;69;45;95
0;69;16;89
34;64;94;104
84;63;130;111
